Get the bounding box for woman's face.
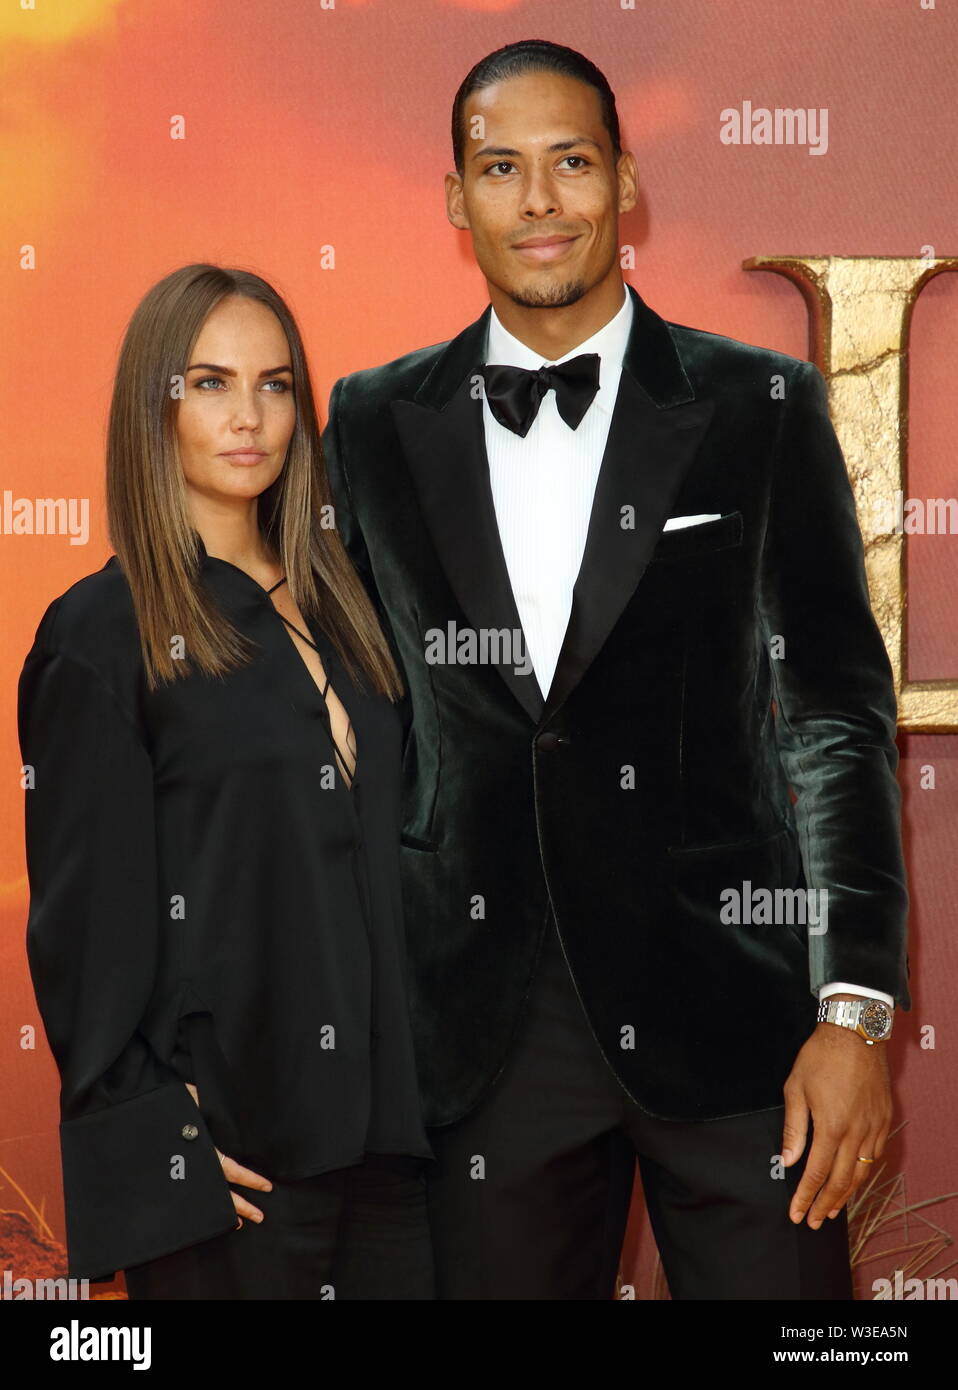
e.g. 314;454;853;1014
176;294;296;511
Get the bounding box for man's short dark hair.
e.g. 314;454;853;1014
451;39;623;175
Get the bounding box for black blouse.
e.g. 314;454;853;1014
17;541;434;1280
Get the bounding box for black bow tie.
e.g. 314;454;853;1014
478;353;601;438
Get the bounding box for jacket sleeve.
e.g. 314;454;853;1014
18;622;238;1280
323;375;413;742
323;376;377;593
759;359;911;1008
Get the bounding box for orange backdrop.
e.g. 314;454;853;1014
2;0;956;1298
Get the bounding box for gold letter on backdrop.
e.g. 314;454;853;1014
745;255;958;731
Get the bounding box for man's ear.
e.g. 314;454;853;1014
616;151;639;216
445;170;470;230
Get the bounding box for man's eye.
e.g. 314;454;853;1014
483;157;590;175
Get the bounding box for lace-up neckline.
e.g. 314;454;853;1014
266;576;358;792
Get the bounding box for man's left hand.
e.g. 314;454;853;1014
781;999;892;1228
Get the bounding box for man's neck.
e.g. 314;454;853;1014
487;271;627;360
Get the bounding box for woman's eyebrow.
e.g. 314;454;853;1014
186;363;293;376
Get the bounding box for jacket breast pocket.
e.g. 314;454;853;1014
648;510;743;565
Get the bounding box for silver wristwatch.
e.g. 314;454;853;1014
817;997;893;1044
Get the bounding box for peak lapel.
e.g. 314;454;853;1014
391;308;545;723
389;286;715;729
542;286;715;721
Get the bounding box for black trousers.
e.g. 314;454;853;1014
426;916;855;1300
123;1154;434;1300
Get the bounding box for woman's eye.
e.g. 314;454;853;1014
193;377;292;392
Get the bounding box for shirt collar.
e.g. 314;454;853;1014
484;285;633;418
190;534;277;613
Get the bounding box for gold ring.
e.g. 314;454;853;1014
856;1155;876;1163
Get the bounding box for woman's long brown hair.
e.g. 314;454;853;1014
106;263;403;700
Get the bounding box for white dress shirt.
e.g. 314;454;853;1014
480;287;894;1011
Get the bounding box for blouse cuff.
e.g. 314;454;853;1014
59;1080;238;1281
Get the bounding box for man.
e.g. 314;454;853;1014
322;39;910;1299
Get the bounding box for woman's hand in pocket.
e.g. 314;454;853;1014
184;1082;273;1226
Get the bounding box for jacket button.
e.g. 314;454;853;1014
537;732;560;751
181;1123;199;1140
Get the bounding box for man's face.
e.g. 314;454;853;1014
446;71;636;309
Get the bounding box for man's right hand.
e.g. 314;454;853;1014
184;1082;273;1225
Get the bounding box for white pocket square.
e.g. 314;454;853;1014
662;513;722;531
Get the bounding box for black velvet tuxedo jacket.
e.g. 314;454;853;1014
322;282;911;1127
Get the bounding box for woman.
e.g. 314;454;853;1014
17;264;436;1300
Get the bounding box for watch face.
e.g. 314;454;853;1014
861;1002;892;1040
